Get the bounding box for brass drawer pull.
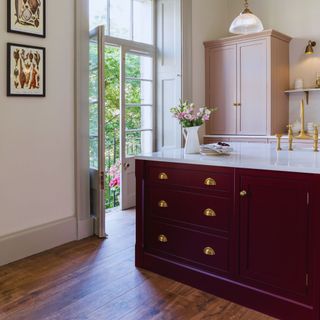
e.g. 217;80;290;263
158;200;168;208
204;178;216;186
203;247;215;256
203;208;216;217
158;234;168;243
240;190;247;197
158;172;168;180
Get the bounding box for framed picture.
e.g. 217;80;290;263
7;0;46;38
7;43;46;97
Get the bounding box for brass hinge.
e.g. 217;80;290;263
306;273;309;287
100;171;105;190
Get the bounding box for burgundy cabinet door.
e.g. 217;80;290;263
239;173;310;303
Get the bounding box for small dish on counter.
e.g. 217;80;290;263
200;143;233;156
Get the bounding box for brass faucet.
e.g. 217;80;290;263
313;126;319;152
287;125;293;151
276;134;282;151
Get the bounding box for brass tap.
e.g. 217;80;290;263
313;126;319;152
287;125;293;151
275;134;282;151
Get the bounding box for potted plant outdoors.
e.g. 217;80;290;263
170;100;216;154
108;160;121;204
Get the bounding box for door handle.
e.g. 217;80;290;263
124;163;130;170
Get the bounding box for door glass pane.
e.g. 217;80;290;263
126;106;152;130
110;0;131;40
89;36;99;169
125;54;153;79
126;130;152;156
125;80;152;105
133;0;153;44
89;0;108;30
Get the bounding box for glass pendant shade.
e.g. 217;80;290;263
229;1;264;35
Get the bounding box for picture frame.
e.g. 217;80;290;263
7;0;46;38
7;43;46;97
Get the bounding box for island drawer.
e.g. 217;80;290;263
145;220;229;273
146;162;233;194
147;187;231;232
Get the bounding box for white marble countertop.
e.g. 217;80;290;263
135;142;320;174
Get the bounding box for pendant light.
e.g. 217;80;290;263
229;0;264;35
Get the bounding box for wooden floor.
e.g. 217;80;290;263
0;209;275;320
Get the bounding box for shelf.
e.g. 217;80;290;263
284;88;320;104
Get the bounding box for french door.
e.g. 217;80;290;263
89;26;106;238
120;49;154;209
89;25;155;235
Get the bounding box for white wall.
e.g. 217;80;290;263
227;0;320;125
191;0;229;140
0;1;75;237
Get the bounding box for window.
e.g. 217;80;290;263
90;0;153;45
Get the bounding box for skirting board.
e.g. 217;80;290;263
0;217;77;266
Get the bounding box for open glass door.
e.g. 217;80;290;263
120;49;154;210
89;26;106;238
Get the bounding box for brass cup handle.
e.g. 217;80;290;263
204;178;216;186
158;234;168;243
158;200;168;208
203;208;216;217
203;247;215;256
158;172;168;180
240;190;247;197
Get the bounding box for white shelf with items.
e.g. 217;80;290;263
284;88;320;104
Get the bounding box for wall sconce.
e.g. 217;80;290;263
305;40;316;54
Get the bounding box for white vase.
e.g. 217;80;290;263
183;126;201;154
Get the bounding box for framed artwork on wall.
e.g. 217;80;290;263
7;0;46;38
7;43;46;97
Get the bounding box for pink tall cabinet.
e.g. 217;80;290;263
204;30;291;136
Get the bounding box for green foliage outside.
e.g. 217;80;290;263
89;41;142;209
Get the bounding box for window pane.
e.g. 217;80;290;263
126;106;152;130
126;107;141;130
89;0;108;30
110;0;131;40
89;36;99;169
126;130;152;157
89;137;98;168
133;0;153;44
125;80;152;105
126;54;153;80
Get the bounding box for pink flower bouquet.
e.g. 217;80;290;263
170;100;216;128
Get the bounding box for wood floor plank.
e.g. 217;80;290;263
0;209;276;320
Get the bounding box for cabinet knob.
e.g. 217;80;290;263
203;208;216;217
158;172;168;180
240;190;247;197
158;234;168;243
203;247;215;256
204;178;216;186
158;200;168;208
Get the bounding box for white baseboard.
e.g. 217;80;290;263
77;217;93;239
0;217;77;266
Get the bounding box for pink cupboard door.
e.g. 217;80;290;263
237;40;268;135
206;45;237;134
